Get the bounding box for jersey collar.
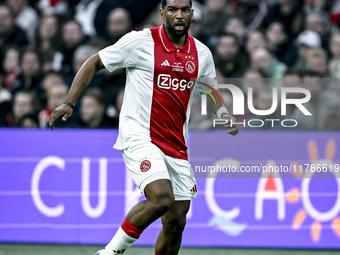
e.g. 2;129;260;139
159;24;190;54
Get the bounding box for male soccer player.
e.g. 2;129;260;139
49;0;239;254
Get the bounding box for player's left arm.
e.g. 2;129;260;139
201;88;239;135
198;50;239;135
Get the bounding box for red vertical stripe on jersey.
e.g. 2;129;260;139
149;26;198;160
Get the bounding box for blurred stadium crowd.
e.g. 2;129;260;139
1;0;340;130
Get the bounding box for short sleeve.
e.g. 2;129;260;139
98;29;151;72
197;48;218;93
199;50;217;80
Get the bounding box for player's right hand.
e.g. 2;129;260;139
49;104;73;130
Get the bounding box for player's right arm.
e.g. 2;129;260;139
49;29;150;130
48;53;104;130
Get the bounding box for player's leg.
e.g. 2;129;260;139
153;153;197;255
96;142;174;255
103;179;175;255
155;200;190;255
126;178;175;230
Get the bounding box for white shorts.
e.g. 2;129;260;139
122;141;197;201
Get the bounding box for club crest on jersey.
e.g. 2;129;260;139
185;60;195;73
140;159;151;172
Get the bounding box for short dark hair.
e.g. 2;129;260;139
218;32;239;45
18;113;39;128
20;47;41;65
82;87;108;109
161;0;192;9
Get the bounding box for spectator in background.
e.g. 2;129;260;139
78;87;118;128
0;74;11;126
251;47;287;79
104;86;125;124
282;68;302;115
242;68;266;98
246;30;267;56
322;108;340;131
292;70;340;130
38;0;68;16
38;82;71;128
1;0;340;131
74;0;103;37
263;0;302;39
2;46;20;91
87;36;109;52
224;16;247;45
41;71;64;94
228;0;267;33
306;48;328;77
11;49;43;96
188;2;206;44
0;4;28;59
35;15;60;52
305;11;332;56
241;68;266;121
66;45;97;85
266;21;297;66
246;86;287;130
7;0;38;44
59;20;88;76
7;91;38;126
35;15;63;72
106;8;133;44
41;49;63;72
214;33;248;78
329;34;340;78
18;113;39;128
293;30;321;72
200;0;228;38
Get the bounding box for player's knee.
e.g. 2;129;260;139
156;194;175;214
164;214;187;234
149;191;175;214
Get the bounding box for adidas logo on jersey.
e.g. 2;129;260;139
190;184;197;193
161;60;170;67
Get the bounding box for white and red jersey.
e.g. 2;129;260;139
98;25;216;160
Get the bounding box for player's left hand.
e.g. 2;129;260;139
221;113;239;136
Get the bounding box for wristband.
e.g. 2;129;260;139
63;101;75;109
216;106;229;119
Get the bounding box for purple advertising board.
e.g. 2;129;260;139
0;129;340;249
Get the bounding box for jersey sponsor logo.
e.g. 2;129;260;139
173;62;183;68
172;62;184;72
140;160;151;172
172;68;184;72
161;59;170;66
185;60;195;73
157;74;194;91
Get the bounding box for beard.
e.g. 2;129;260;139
164;16;191;40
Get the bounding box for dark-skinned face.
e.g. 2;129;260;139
161;0;193;40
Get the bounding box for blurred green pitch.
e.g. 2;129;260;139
0;244;339;255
